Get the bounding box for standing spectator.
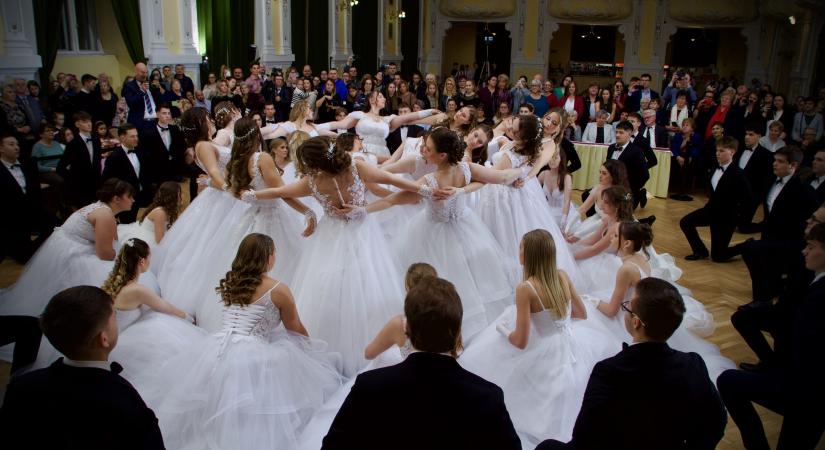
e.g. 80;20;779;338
478;75;500;119
329;68;347;102
625;73;660;113
232;67;245;85
245;62;264;94
613;79;627;116
267;73;292;121
509;75;530;113
161;65;174;90
161;80;185;118
441;76;459;111
202;73;219;99
122;63;158;129
409;71;426;101
792;97;824;143
57;111;101;208
316;80;342;123
669;118;702;201
662;72;697;110
15;79;44;129
524;79;550;118
766;93;794;137
554;74;572;99
72;74;99;118
665;90;691;138
1;84;31;144
542;79;558;107
581;83;600;126
560;81;583;120
194;90;211;111
94;79;119;127
599;88;616;122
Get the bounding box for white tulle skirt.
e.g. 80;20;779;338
117;221;158;251
460;305;618;446
146;329;342;450
392;208;515;339
290;215;405;377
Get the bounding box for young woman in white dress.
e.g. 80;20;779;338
244;136;441;376
582;222;734;379
564;160;629;238
460;229;616;447
117;181;181;250
267;101;338;139
0;179;150;318
475;114;583;290
538;149;573;229
211;101;241;147
146;233;341;450
365;127;524;336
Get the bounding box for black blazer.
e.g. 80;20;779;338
139;124;186;184
102;146;153;205
385;125;424;154
560;137;582;173
57;135;102;206
0;359;165;450
630;132;659;169
760;175;818;241
559;342;727;450
122;79;157;127
639;124;669;150
606;142;649;194
0;159;43;232
804;176;825;204
322;352;521;450
705;163;753;223
733;144;774;199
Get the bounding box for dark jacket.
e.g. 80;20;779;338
733;144;775;201
139;124;187;184
101;146;154;207
705;163;753;223
385;125;424;155
57;134;102;207
606;141;649;195
760;175;818;241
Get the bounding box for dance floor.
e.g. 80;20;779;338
0;191;789;449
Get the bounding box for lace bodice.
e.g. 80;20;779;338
217;283;282;357
352;112;393;148
423;162;471;223
491;146;530;179
308;163;367;220
196;143;232;174
60;201;111;244
543;181;565;209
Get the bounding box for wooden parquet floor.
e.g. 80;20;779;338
1;190;817;449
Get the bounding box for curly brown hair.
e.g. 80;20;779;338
140;181;180;226
602;185;635;222
225;117;262;195
213;101;238;130
429;127;465;165
101;238;150;298
216;233;275;307
298;136;352;176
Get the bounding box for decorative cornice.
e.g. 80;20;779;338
548;0;633;22
438;0;516;19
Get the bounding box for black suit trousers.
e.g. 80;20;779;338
0;316;42;373
731;303;785;365
679;207;736;261
738;239;794;302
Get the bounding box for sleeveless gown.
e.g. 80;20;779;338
392;162;514;337
290;162;405;377
350;111;393;158
144;284;342;450
118;215;160;250
461;281;616;447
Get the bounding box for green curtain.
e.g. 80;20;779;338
227;0;255;71
199;0;254;75
111;0;146;64
33;0;62;88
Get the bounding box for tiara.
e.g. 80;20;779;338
125;238;134;247
179;124;197;132
235;127;259;142
326;142;335;159
535;120;543;140
215;107;231;117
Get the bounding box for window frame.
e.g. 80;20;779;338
57;0;104;55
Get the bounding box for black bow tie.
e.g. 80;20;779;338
126;149;137;154
717;166;725;172
84;137;93;143
110;361;123;374
266;120;276;124
159;126;169;132
10;163;21;168
775;178;784;185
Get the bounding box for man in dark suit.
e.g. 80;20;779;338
730;146;818;305
70;73;98;120
735;124;775;232
138;103;186;185
537;278;727;450
57;111;102;208
680;136;754;261
102;124;154;223
386;104;424;153
640;108;669;150
624;73;660;114
806;149;825;203
0;286;165;449
718;223;825;450
607;121;649;211
122;62;159;129
0;133;56;262
263;72;293;122
322;277;521;450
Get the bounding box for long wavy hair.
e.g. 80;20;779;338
289;130;312;176
602;185;635;222
521;229;568;318
180;107;212;148
618;220;654;259
514;114;543;165
225;117;263;195
139;181;180;227
101;238;150;298
437;106;478;137
217;233;275;307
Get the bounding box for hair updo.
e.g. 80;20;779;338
429;127;466;165
298;136;352;176
618;220;653;258
213;101;237;130
180;107;212;147
101;238;150;297
97;178;134;203
515;114;542;165
602;185;635;221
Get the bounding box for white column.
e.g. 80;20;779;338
378;0;402;67
255;0;278;67
139;0;201;87
0;0;42;81
329;0;352;70
419;0;443;76
278;0;295;65
787;13;823;98
177;0;202;87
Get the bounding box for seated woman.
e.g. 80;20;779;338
118;181;182;250
565;161;629;239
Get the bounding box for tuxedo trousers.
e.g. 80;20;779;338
679;207;736;261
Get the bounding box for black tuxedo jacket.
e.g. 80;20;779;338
0;359;165;450
606;142;649;194
0;159;42;230
322;352;521;450
561;342;726;450
385;125;424;154
705;163;753;223
102;146;153;205
139;124;186;184
560;137;582;173
761;175;818;241
630;132;659;169
58;135;102;206
806;176;825;204
789;277;825;403
733;144;774;199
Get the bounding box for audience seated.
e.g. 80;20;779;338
581;110;615;144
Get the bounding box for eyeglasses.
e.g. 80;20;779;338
620;300;646;327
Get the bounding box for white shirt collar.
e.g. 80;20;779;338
1;158;20;170
777;172;793;184
813;272;825;285
63;358;110;370
79;132;92;140
720;161;732;170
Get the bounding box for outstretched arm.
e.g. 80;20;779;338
389;109;438;130
365;190;421;213
380;156;418;174
137;286;187;319
253;177;312;200
259;153;316;236
469;162;522;185
356;159;425;193
598;266;635;318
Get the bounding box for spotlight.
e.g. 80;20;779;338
789;15;796;25
398;11;406;19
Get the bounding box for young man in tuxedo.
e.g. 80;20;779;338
386;104;424;153
0;134;56;262
0;286;165;449
101;124;154;223
536;278;727;450
719;223;825;450
626;112;658;208
138;103;185;185
322;277;521;450
680;136;754;261
807;149;825;203
606;121;654;223
57;111;102;209
735;124;775;233
729;146;818;305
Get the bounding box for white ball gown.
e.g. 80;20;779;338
350;111;393;158
117;215;159;250
582;262;734;380
0;202;158;318
175;152;308;333
392;162;514;338
281;161;324;219
144;283;342;450
475;146;583;289
460;281;616;448
289;162;405;377
563;186;605;238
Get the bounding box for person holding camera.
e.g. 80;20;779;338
316;79;343;123
663;71;697;111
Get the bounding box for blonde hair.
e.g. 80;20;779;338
288;130;312;175
289;100;311;123
442;76;457;97
404;262;437;292
521;229;568;318
101;239;150;298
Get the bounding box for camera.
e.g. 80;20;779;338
482;29;495;45
675;70;686;80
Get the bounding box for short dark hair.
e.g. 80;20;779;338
73;111;92;123
640;73;652;80
615;120;634;133
117;124;137;136
632;278;685;341
717;136;739;151
80;74;97;84
775;145;803;165
156;103;172;113
518;102;535;113
404;277;463;355
744;121;763;135
807;223;825;245
40;286;114;359
676;90;688;99
626;112;642;122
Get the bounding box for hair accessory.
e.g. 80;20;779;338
535;120;544;140
215;107;231;117
326;142;336;160
125;239;134;248
624;192;632;201
235;126;259;142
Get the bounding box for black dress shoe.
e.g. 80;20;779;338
685;253;708;261
739;362;770;373
639;189;648;208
